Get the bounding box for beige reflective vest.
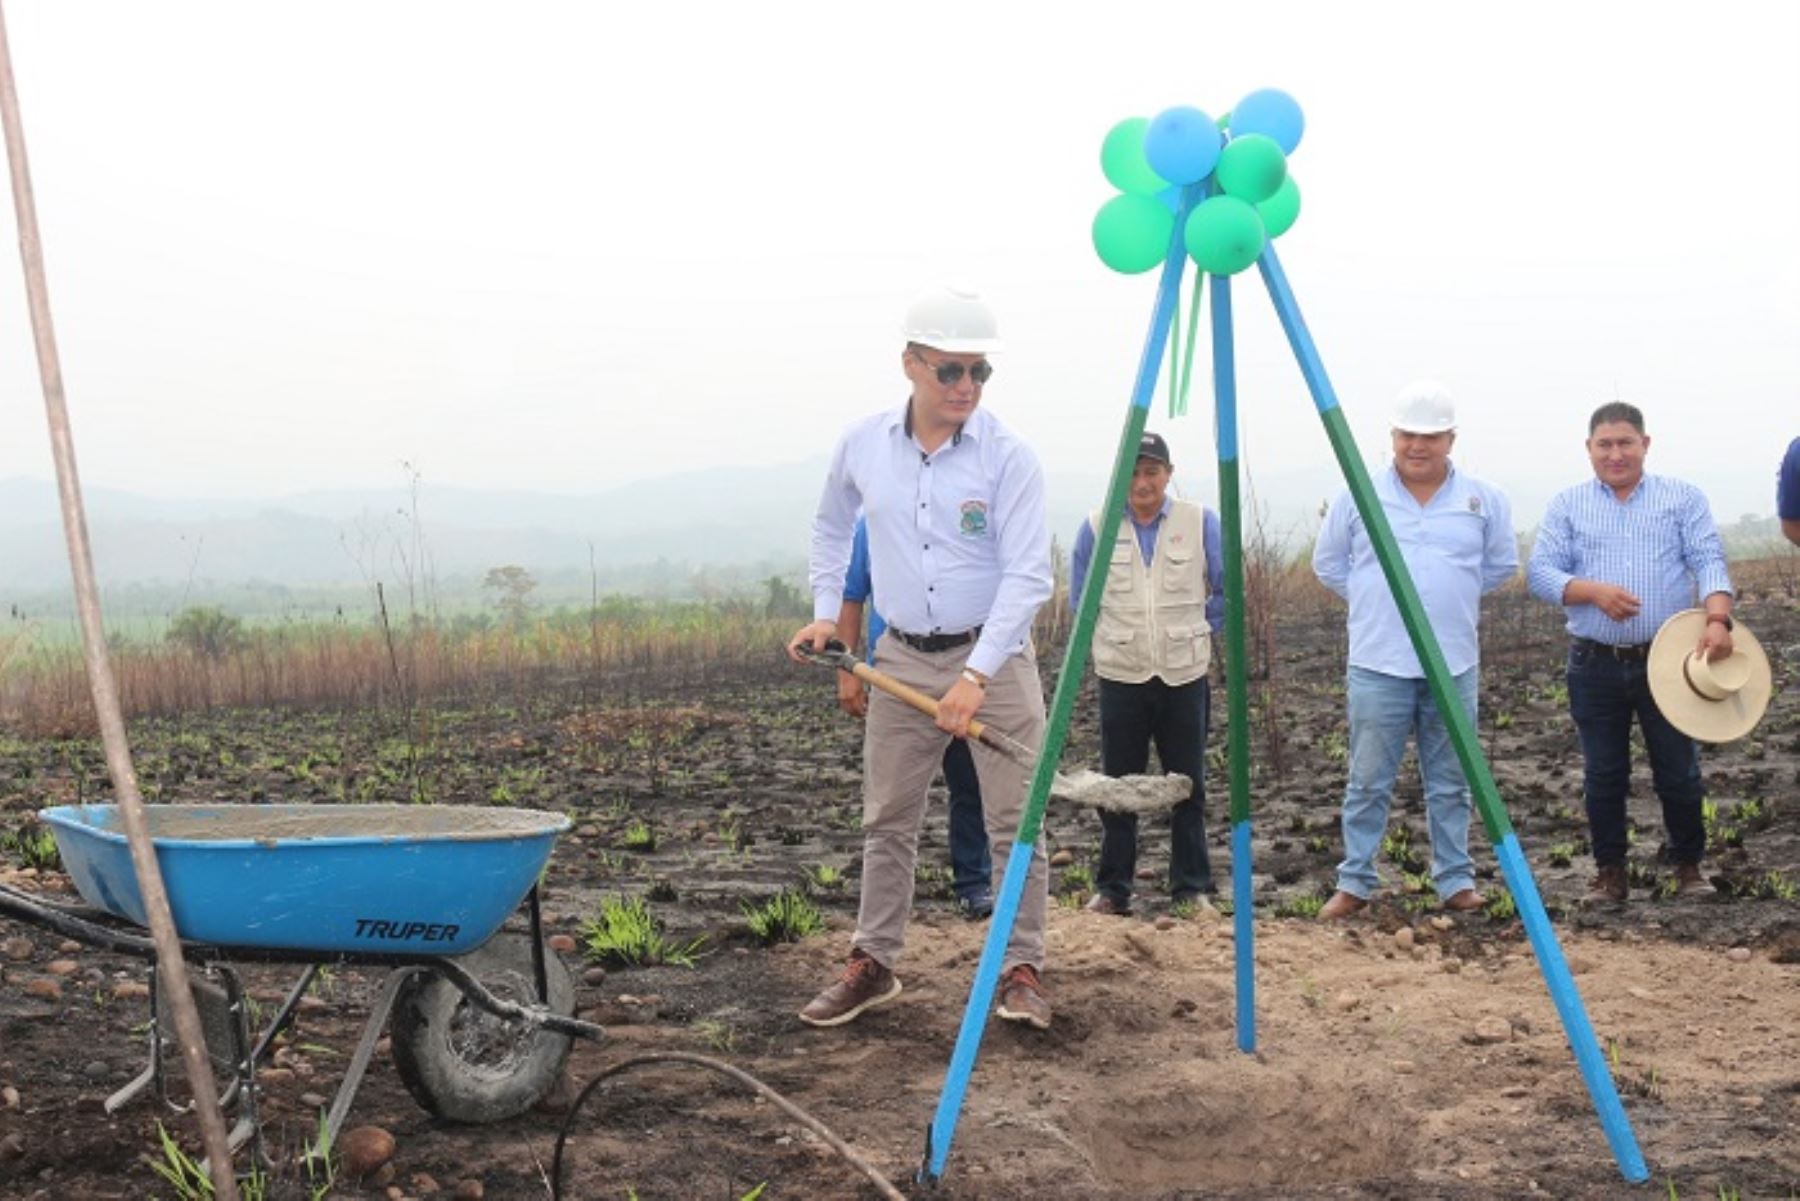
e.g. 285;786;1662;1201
1088;499;1211;685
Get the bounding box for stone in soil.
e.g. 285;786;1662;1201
339;1125;397;1177
23;978;61;1002
1465;1016;1513;1045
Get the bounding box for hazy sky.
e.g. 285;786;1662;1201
0;1;1794;529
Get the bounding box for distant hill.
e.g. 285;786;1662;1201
12;462;1777;620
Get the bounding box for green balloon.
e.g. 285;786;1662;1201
1257;175;1301;239
1183;196;1266;276
1093;193;1175;274
1100;117;1168;196
1215;134;1288;205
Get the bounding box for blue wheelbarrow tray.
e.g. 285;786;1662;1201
40;804;571;956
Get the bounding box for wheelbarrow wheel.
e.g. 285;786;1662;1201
390;931;576;1124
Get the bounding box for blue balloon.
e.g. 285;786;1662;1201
1229;89;1305;154
1155;185;1183;214
1143;105;1222;186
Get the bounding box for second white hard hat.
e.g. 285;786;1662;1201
1392;380;1456;434
902;285;1003;354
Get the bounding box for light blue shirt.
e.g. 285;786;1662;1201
1527;473;1732;645
842;517;886;663
810;404;1052;679
1313;462;1518;678
1066;497;1227;632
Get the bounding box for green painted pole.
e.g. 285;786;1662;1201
922;186;1196;1181
1253;240;1648;1183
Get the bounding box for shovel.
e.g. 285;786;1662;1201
796;641;1190;814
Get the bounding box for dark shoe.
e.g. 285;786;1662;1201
1673;863;1716;897
1317;890;1368;920
1084;893;1131;917
1589;864;1628;903
957;891;995;921
996;964;1052;1030
1441;888;1486;913
798;950;901;1027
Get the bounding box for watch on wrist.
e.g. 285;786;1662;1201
960;668;987;689
1706;613;1733;631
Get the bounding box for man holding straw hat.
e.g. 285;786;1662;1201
1528;402;1739;903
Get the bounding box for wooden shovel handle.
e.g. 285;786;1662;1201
846;660;989;742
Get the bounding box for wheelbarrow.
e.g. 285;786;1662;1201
3;803;590;1170
1;802;907;1200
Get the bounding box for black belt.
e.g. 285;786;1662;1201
1573;637;1653;662
891;626;982;653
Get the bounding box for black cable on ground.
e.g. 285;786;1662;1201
551;1051;906;1201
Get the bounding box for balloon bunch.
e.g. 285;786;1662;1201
1092;88;1304;277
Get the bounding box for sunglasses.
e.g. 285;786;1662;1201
911;351;993;387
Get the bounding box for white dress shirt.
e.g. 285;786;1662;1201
809;403;1051;678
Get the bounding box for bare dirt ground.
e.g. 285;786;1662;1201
2;581;1797;1199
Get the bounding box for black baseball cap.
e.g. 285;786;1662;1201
1137;432;1172;465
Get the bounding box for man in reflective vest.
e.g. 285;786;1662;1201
1069;431;1224;915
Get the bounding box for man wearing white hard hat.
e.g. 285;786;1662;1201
787;285;1055;1029
1528;401;1735;903
1312;382;1518;920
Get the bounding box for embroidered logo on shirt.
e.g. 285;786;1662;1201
1467;496;1483;514
959;499;989;537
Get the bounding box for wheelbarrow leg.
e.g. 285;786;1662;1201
316;968;427;1157
249;964;320;1068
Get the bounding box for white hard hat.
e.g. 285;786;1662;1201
902;284;1003;354
1392;380;1455;434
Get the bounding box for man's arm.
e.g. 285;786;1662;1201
1480;486;1520;594
1203;507;1225;632
947;446;1052;736
833;597;869;717
1778;438;1800;546
1311;492;1353;599
1679;484;1735;661
788;432;861;661
964;447;1052;680
1528;493;1641;620
1068;518;1096;616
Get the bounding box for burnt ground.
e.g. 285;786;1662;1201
1;582;1797;1199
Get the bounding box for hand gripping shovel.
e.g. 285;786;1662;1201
797;641;1190;814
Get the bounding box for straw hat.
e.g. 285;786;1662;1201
1647;609;1772;743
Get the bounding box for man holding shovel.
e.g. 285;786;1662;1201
837;515;994;920
787;285;1054;1030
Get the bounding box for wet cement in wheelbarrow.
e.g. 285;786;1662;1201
129;804;568;842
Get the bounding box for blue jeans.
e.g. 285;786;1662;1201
941;739;992;902
1566;642;1704;867
1337;665;1479;900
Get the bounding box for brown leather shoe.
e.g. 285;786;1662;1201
996;964;1052;1030
1084;893;1131;917
1673;863;1716;897
1588;864;1628;903
1317;890;1368;920
798;949;901;1027
1441;888;1486;912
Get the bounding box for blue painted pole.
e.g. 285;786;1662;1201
1209;270;1256;1053
1252;239;1649;1184
920;188;1197;1183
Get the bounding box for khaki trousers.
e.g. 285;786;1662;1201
853;632;1049;972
